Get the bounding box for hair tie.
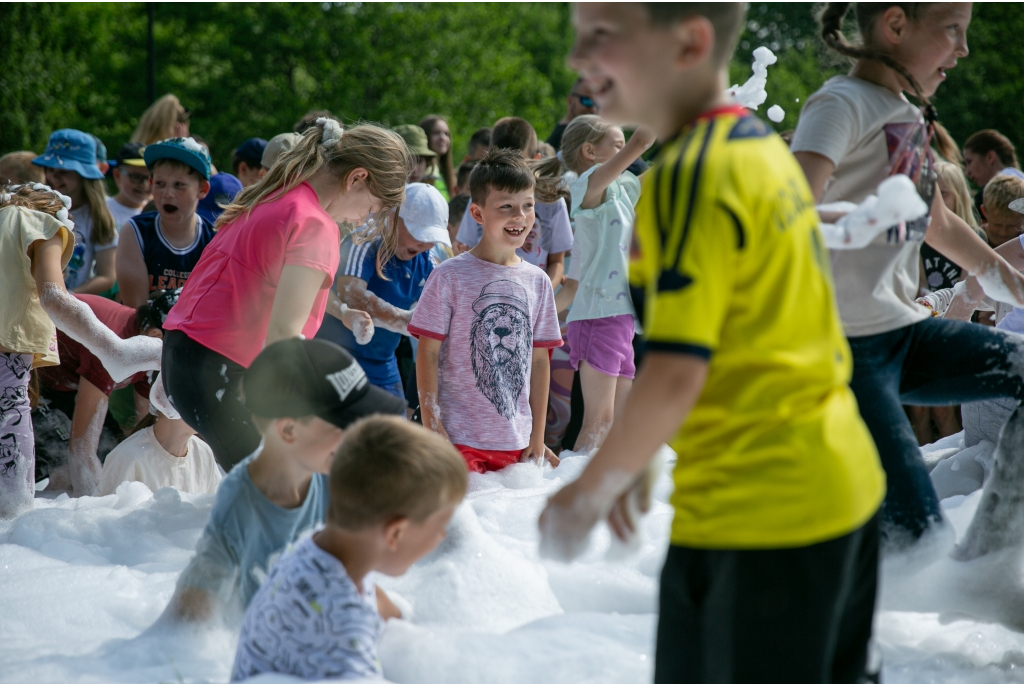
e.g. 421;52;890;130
317;117;344;148
923;104;939;125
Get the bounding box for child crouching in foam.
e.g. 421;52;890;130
231;415;467;682
411;149;563;473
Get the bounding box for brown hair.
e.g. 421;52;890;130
560;115;617;175
643;3;746;65
150;157;204;183
128;411;158;437
983;173;1024;218
529;156;569;204
81;177;117;247
491;117;539;159
131;94;189;145
964;130;1018;169
419;115;456;196
818;3;962;164
217;120;413;271
469;148;536;205
327;416;467;529
0;152;45;184
0;182;70;217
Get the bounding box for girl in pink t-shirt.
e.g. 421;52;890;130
161;120;413;470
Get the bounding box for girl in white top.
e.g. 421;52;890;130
96;412;223;496
555;116;654;452
792;3;1024;544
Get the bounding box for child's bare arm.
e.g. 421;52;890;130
375;586;401;620
115;227;151;308
522;348;559;467
337;275;412;335
545;251;566;289
997;235;1024;271
325;290;375;343
168;586;215;623
416;337;448;440
555;278;580;319
266;265;328;347
581;126;657;210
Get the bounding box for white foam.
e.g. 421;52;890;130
767;105;785;123
819;174;929;249
727;46;777;110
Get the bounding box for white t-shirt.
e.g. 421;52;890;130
64;203;118;290
105;195;143;233
95;425;223;496
792;75;935;337
231;536;382;682
566;165;640;322
456;198;574;271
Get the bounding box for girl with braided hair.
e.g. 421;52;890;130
161;120;414;471
792;3;1024;542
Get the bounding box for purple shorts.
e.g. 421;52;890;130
567;314;636;379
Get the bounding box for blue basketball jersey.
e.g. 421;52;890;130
128;211;215;293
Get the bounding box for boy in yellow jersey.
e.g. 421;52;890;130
539;4;885;682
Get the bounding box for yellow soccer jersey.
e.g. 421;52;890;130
631;106;885;549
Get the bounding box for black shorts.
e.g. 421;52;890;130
655;511;880;683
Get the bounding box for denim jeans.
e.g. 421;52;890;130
847;316;1024;538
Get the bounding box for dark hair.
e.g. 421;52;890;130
419;115;456;196
231;149;261;176
468;127;492;153
128;411;158;437
469;148;535;205
818;3;962;164
448;193;470;225
456;159;477;190
327;416;467;529
964;130;1019;169
294;109;338;134
491;117;538;158
150;157;203;182
643;3;746;65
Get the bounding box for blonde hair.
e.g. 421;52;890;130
934;161;979;233
529;156;568;204
983;173;1024;218
217;120;413;271
81;177;117;246
560;115;617;175
328;416;467;529
131;94;187;145
0;152;45;184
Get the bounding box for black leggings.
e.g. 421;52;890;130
161;330;261;471
655;512;880;683
847;316;1024;538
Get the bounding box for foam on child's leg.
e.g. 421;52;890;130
0;353;36;519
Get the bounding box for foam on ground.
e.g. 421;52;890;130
4;441;1024;682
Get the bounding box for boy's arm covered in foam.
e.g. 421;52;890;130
33;236;162;383
165;526;238;624
580;127;656;210
337;275;413;336
415;337;448;441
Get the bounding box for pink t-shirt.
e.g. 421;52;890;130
164;182;340;367
409;253;562;451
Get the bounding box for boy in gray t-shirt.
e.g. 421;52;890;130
231;416;467;682
163;338;406;623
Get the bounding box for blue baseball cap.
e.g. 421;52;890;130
196;172;243;224
144;137;212;180
32;129;105;180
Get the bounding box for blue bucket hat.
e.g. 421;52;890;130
144;137;212;180
32;129;105;180
196;173;243;224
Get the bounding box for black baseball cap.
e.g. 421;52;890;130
116;142;147;167
242;338;406;428
234;137;268;168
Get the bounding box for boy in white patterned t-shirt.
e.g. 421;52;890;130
231;416;467;682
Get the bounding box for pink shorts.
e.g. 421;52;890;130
566;314;636;379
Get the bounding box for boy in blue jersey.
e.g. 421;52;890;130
541;4;885;683
115;137;215;307
316;184;450;400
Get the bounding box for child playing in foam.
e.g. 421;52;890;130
231;415;467;682
0;184;162;519
94;409;222;497
554;116;655;452
411;150;563;474
115;137;215;308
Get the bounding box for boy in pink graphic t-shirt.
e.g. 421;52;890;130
410;150;562;473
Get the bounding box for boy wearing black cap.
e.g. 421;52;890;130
115;137;214;308
107;142;151;229
232;137;268;188
164;338;405;625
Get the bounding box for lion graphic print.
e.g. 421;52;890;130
409;253;562;451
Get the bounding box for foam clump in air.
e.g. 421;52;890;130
727;46;777;110
817;174;928;249
767;105;785;123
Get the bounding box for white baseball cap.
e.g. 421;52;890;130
399;183;451;247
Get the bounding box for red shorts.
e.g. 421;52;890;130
455;444;522;473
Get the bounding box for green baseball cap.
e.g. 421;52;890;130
394;124;436;158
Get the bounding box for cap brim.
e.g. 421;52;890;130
414;148;437;157
406;222;452;247
1009;198;1024;214
144;144;210;179
318;383;407;428
120;159;148;167
32;154;105;180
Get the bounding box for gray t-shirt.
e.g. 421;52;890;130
792;75;935;337
231;536;382;682
456;197;574;271
174;451;329;614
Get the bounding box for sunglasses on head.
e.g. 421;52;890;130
571;93;596;109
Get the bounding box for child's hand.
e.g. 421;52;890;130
631;126;658;150
341;306;375;344
521;440;560;468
